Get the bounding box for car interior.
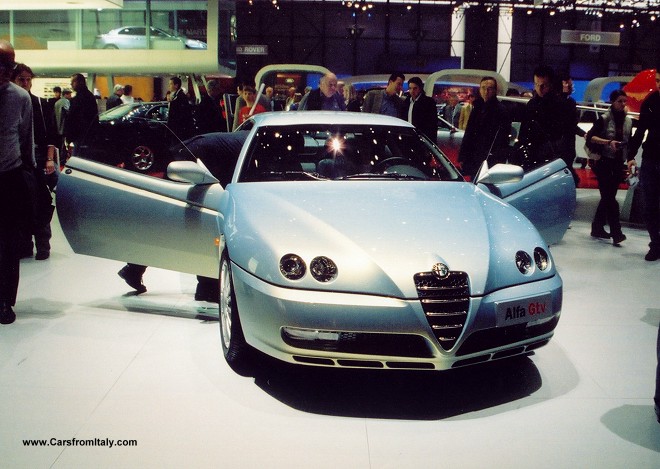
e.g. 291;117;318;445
239;125;461;183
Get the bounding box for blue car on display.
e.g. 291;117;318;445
57;111;574;373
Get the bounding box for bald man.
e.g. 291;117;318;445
297;72;346;111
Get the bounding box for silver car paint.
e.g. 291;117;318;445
232;259;561;369
57;111;567;370
223;181;556;298
57;158;224;278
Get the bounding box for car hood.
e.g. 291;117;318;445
224;181;554;298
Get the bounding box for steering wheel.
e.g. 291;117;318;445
373;157;410;173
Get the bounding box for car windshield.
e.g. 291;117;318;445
239;124;462;182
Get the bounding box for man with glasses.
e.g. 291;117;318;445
0;40;35;324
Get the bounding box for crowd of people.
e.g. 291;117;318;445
1;37;659;422
2;38;659;319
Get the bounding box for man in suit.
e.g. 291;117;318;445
362;72;405;119
167;76;193;141
404;76;437;141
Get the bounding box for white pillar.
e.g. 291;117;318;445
451;7;466;69
497;5;513;82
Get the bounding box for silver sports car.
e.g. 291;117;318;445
92;26;207;50
57;112;573;373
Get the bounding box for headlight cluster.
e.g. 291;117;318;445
515;248;551;275
280;254;338;283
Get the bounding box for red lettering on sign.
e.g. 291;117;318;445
528;302;546;315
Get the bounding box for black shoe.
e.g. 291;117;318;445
645;249;660;262
655;403;660;423
590;228;611;239
612;233;627;245
194;288;219;303
0;302;16;325
35;251;50;261
117;266;147;294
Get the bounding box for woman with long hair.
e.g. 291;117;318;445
586;89;633;245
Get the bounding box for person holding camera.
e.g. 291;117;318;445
585;89;633;246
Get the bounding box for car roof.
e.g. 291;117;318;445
247;111;416;128
109;26;166;34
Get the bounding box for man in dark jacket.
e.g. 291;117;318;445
628;69;660;261
65;73;99;158
11;63;58;260
458;76;511;180
195;79;225;134
106;84;124;110
517;66;565;168
404;76;437;141
167;76;193;140
297;72;345;111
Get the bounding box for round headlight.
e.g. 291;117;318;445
280;254;306;280
515;251;534;275
534;247;550;271
310;256;338;283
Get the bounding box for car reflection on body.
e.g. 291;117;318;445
57;111;573;374
78;101;172;173
435;113;464;164
92;26;207;50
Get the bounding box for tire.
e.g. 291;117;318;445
127;144;155;172
219;250;252;373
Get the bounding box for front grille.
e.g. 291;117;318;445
414;270;470;351
456;316;559;356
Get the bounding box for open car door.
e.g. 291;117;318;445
477;158;576;245
57;157;225;278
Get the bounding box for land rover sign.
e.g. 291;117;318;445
236;45;268;55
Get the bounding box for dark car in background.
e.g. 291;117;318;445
92;26;207;50
79;101;174;173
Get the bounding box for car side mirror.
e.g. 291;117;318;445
475;162;524;185
167;160;219;185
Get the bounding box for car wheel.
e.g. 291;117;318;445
219;250;251;372
128;145;155;172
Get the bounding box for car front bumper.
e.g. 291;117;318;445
232;261;562;370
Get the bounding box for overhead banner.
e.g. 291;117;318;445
560;30;620;46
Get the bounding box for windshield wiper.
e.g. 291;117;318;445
338;172;427;181
262;170;328;181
